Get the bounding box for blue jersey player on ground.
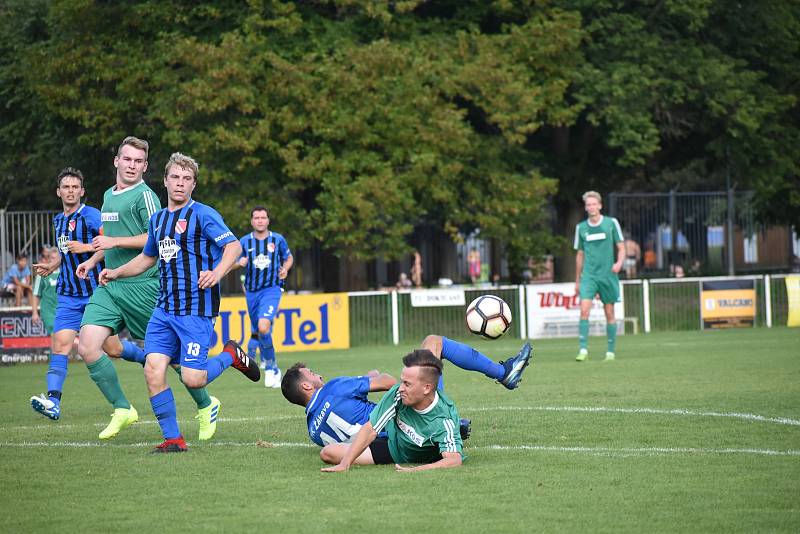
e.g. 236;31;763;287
99;152;261;453
279;329;534;448
231;206;293;388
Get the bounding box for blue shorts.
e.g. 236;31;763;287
53;294;90;333
245;286;283;326
144;307;215;371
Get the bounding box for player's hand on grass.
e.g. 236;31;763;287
394;464;415;472
321;463;350;473
197;270;220;289
92;235;116;251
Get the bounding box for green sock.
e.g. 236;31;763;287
86;355;130;409
173;367;211;409
607;323;617;353
579;319;589;350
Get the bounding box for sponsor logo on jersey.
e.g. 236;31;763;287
586;232;607;241
101;212;119;222
68;220;76;232
214;231;233;243
397;419;425;446
252;254;270;270
175;219;187;234
267;242;276;253
57;235;69;254
158;237;181;262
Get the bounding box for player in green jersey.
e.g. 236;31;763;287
320;349;464;473
31;247;59;335
573;191;625;362
76;136;220;440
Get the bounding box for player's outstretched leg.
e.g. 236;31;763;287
205;340;261;383
498;342;533;389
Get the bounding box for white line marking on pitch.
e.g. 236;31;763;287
4;414;297;432
462;406;800;427
0;441;797;457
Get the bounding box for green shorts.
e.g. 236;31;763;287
81;277;159;340
579;274;620;305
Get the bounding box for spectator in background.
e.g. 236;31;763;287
32;247;60;335
623;233;641;279
468;248;481;284
643;239;657;271
410;250;423;288
396;272;412;289
2;253;33;306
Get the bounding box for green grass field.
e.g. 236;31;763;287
1;328;799;533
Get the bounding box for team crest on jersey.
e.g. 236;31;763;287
267;242;276;253
158;237;181;262
252;254;271;270
57;235;69;254
68;220;76;232
175;219;188;234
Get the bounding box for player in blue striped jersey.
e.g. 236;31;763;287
29;168;117;420
232;207;293;388
281;364;397;446
100;152;260;453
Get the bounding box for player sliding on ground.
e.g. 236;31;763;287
318;336;532;472
99;152;260;453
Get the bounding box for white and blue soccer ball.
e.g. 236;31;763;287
465;295;512;340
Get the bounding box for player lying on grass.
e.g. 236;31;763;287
317;335;533;472
281;363;471;446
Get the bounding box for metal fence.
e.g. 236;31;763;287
349;276;797;346
0;210;60;276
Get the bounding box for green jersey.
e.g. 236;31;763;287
100;180;160;282
33;269;59;329
369;385;463;464
574;215;624;278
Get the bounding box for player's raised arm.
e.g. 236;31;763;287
368;372;397;392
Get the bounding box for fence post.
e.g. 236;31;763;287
0;209;6;276
643;279;651;333
517;284;527;339
391;290;399;345
765;275;772;328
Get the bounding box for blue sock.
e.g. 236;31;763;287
150;388;180;440
440;337;505;380
46;354;69;401
205;352;234;383
247;336;259;359
120;341;146;365
259;332;276;370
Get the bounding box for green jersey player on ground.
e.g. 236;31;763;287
573;190;625;362
320;349;464;473
76;136;220;440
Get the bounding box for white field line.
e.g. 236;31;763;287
463;405;800;427
4;414;297;432
0;440;797;457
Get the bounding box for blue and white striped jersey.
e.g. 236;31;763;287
53;204;103;297
143;200;237;317
239;231;291;291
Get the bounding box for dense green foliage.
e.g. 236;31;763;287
1;0;797;267
1;328;799;532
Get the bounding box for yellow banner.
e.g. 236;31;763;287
701;289;756;319
209;293;350;354
787;275;800;327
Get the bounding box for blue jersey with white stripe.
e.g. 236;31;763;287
143;200;237;317
240;231;291;292
305;376;375;446
53;204;103;297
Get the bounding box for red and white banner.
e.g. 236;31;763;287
525;282;624;339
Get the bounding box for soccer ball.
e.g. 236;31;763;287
465;295;512;339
